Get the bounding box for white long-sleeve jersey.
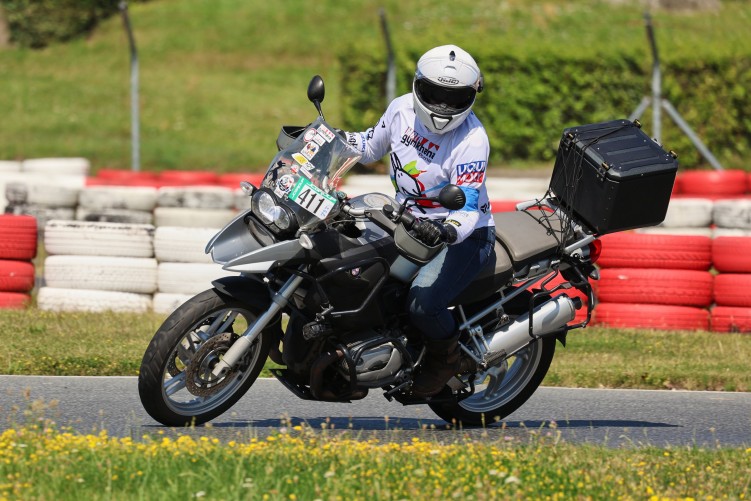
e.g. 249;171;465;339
343;93;494;244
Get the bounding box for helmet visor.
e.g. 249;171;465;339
415;78;476;115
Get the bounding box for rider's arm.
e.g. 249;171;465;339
445;125;490;244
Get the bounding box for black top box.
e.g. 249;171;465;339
549;119;678;235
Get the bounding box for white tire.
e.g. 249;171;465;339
713;199;751;229
154;226;218;263
44;220;155;257
5;181;80;208
0;161;22;173
713;228;751;238
635;227;714;238
157;186;234;209
234;188;252;210
76;207;154;225
22;158;90;176
78;186;158;211
158;262;237;294
660;198;714;228
44;255;158;293
153;207;235;228
152;292;194;314
37;286;152;313
5;206;75;234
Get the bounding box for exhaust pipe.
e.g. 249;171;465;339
484;295;578;357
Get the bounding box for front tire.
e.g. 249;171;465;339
429;337;556;427
138;288;272;426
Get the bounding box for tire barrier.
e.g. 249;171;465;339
44;255;158;294
36;287;152;313
0;292;31;309
712;236;751;273
593;303;710;331
78;186;158;212
597;268;713;308
154;226;217;263
598;233;711;271
37;219;234;313
677;169;749;197
0;215;37;309
21;157;90;176
157;262;236;296
713;274;751;308
710;306;751;333
713;199;751;230
44;220;154;258
156;186;235;210
0;260;35;293
660;198;714;228
0;215;37;261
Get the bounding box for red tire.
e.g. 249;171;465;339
710;306;751;333
0;292;31;309
0;215;38;260
712;236;751;273
598;233;711;270
217;173;265;189
0;260;35;292
593;303;709;331
713;274;751;307
597;268;713;307
158;170;218;186
678;169;748;197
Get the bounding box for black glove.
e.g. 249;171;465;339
412;219;458;246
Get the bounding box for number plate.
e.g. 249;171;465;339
288;177;337;219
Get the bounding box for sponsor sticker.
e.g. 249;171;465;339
455;160;487;185
276;174;296;194
301;141;319;161
318;125;336;143
312;133;326;146
303;128;318;142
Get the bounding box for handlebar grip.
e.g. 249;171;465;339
383;204;416;229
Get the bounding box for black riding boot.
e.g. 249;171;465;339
411;335;461;397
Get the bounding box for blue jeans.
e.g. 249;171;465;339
407;226;496;340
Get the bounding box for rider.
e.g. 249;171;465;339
341;45;496;397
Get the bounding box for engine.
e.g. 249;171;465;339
336;330;410;388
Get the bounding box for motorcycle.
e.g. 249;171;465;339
138;75;675;427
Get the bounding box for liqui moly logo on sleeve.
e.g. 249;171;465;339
455;160;487;185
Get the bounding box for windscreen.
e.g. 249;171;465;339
260;117;362;231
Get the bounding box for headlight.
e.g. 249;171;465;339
252;190;278;225
251;189;296;233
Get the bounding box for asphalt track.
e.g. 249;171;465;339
1;376;750;447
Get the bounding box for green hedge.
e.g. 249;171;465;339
338;45;750;169
0;0;150;49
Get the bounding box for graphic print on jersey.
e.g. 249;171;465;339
400;126;440;162
390;153;424;197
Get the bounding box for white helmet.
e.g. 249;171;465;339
412;45;483;135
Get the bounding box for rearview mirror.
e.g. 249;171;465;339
437;184;466;211
307;75;325;118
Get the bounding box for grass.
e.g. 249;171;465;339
1;0;749;171
0;420;749;500
2;308;751;393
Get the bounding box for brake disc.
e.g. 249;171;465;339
184;332;240;397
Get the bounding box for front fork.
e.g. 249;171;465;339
211;273;305;378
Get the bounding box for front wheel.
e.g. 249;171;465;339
138;288;272;426
429;337;556;427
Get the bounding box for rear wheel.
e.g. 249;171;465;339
138;288;272;426
429;337;556;427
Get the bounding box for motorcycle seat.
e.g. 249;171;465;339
493;209;564;269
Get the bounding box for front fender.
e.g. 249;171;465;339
211;275;273;310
